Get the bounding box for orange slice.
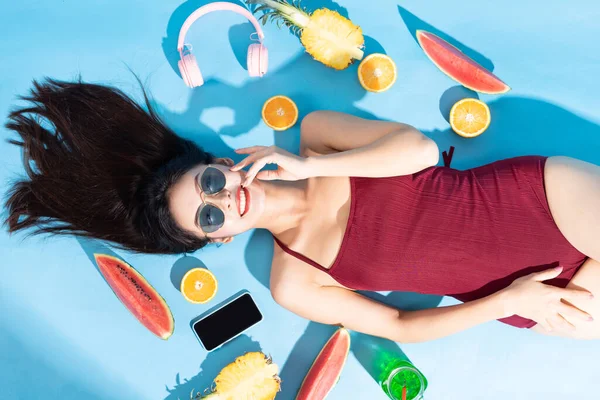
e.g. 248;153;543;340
449;98;491;138
358;53;397;93
180;268;218;304
262;95;298;131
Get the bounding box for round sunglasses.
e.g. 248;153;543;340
196;166;228;234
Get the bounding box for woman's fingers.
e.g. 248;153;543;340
256;169;281;181
231;150;269;171
230;155;255;171
235;146;267;154
533;266;563;281
544;314;574;332
556;300;593;322
243;158;270;187
230;161;246;172
549;312;576;331
231;146;299;183
540;318;553;332
232;147;275;171
557;287;594;302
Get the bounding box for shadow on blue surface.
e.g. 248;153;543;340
362;291;443;313
352;331;414;385
171;255;208;292
76;237;123;280
398;5;495;72
439;85;480;122
229;21;256;71
245;229;274;289
277;323;338;399
164;334;263;400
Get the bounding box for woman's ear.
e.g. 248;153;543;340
214;157;234;167
211;236;234;244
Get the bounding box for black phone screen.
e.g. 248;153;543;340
193;293;263;351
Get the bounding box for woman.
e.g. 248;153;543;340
4;79;598;343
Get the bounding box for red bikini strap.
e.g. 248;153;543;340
272;235;329;273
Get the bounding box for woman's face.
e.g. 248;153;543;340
168;158;266;242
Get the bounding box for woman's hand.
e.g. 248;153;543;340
230;145;314;187
501;266;594;332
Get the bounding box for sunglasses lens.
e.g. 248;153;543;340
201;167;226;195
199;204;225;233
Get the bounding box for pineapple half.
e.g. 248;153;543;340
246;0;364;70
193;352;280;400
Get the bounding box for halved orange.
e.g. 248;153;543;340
449;98;491;138
180;268;218;304
262;95;298;131
358;53;397;93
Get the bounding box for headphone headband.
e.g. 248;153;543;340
177;2;265;51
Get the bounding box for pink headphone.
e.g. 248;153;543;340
177;2;268;88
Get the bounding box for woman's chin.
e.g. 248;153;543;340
245;184;265;215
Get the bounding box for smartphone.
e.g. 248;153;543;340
192;292;263;351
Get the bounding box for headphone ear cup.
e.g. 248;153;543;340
178;58;191;87
179;53;204;87
259;44;268;76
247;43;268;77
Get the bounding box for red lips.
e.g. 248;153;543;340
237;186;250;217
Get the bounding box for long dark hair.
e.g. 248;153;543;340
4;78;214;254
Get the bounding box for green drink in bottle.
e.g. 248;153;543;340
379;358;427;400
353;333;428;400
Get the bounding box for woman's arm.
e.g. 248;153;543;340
300;111;439;177
272;281;507;343
231;111;439;184
271;264;594;343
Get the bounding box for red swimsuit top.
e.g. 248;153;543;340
272;156;587;328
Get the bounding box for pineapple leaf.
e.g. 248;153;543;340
243;0;311;29
258;11;276;25
253;5;270;13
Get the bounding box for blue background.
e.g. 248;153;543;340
2;1;600;399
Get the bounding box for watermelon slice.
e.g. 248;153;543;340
94;254;174;340
296;328;351;400
416;30;510;94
